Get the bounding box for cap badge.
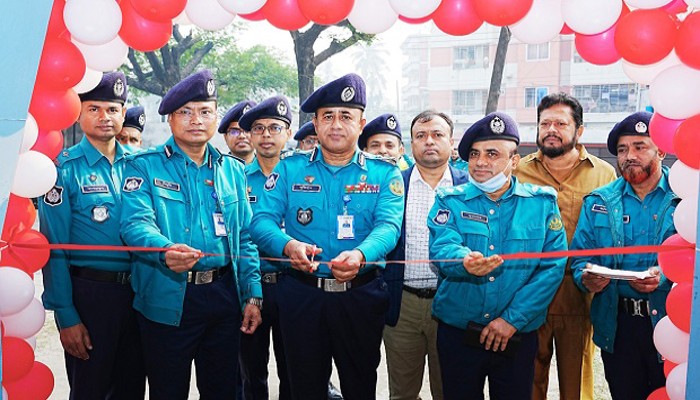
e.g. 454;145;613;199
243;104;251;114
341;86;355;102
206;79;215;96
490;116;505;134
387;116;397;130
138;113;146;126
277;100;288;116
113;78;125;97
635;121;648;134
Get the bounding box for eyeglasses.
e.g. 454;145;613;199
225;128;248;137
173;108;216;121
251;124;285;136
301;138;318;146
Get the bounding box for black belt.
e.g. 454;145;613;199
70;266;131;285
289;269;379;292
619;297;650;317
262;272;281;284
187;267;229;285
403;285;437;299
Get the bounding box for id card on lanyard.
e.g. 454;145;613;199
337;194;354;239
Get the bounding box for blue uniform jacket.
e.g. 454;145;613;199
570;166;678;353
384;165;469;326
249;146;404;277
120;137;262;326
39;137;132;329
428;177;567;333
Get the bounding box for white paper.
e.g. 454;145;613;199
584;263;654;281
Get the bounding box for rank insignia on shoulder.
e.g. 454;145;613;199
389;179;404;196
548;216;563;231
44;186;63;206
92;206;109;222
591;204;608;214
123;177;144;192
433;209;450;225
264;172;280;191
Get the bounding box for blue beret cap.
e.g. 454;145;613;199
123;106;145;132
158;69;216;116
358;113;401;150
79;71;127;104
301;73;366;113
607;111;652;155
238;96;292;132
458;112;519;161
218;100;257;133
294;121;317;141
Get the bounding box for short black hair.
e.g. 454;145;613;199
537;92;583;129
410;110;454;137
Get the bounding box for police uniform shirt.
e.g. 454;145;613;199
39;137;132;329
427;177;568;333
250;147;404;277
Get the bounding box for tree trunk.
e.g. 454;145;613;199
485;27;511;115
293;32;318;125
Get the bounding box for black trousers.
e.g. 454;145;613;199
137;272;242;400
277;274;389;400
601;312;665;400
437;320;538;400
65;275;145;400
239;280;291;400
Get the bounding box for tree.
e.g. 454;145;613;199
352;41;392;114
291;20;374;124
485;27;511;115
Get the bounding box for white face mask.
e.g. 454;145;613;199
468;158;512;193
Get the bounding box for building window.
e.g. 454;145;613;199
573;84;638;113
453;45;489;69
526;43;550;61
525;87;549;108
573;49;585;63
453;90;488;115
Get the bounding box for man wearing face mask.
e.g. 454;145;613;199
427;112;568;399
359;113;413;171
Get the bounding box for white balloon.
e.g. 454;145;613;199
511;0;564;44
674;198;698;243
0;298;46;339
561;0;622;35
389;0;441;19
625;0;673;8
1;387;6;400
11;151;58;199
670;160;700;201
73;36;129;72
186;0;237;31
217;0;266;14
0;267;35;317
24;335;38;350
686;0;700;5
173;10;193;26
653;316;690;363
666;362;688;400
348;0;398;34
73;67;103;94
20;114;39;153
650;65;700;120
622;50;681;86
64;0;122;45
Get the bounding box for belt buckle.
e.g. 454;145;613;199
630;298;646;317
117;272;131;285
262;273;278;284
321;278;348;292
195;270;214;285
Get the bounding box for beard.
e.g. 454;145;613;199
619;159;659;184
537;134;577;158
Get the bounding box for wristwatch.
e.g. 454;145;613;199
247;297;263;311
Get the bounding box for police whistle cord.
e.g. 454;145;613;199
4;241;694;267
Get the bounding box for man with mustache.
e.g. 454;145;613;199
514;93;616;400
569;111;678;399
220;99;257;164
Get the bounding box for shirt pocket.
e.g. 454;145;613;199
457;220;490;253
505;225;546;285
76;192;117;223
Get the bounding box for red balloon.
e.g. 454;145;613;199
575;24;620;66
658;234;695;284
4;361;55;400
560;23;574;35
648;387;670;400
614;9;677;65
119;0;172;52
240;9;266;21
664;360;678;377
46;0;68;39
31;129;65;160
399;14;433;24
2;194;37;240
130;0;186;22
666;283;693;333
649;113;682;155
676;12;700;71
262;0;310;30
433;0;483;36
662;0;688;15
473;0;532;26
29;87;81;131
0;229;51;275
1;336;35;382
35;39;86;91
673;113;700;169
298;0;353;25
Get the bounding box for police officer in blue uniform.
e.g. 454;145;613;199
117;105;145;150
250;74;404;400
119;70;263;399
358;113;413;171
427;112;567;399
219;99;257;164
294;120;318;151
570;112;677;400
39;71;146;399
237;95;294;400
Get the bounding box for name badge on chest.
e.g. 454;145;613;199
213;212;227;236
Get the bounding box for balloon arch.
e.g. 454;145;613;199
0;0;699;399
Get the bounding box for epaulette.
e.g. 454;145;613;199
522;182;557;198
362;151;398;166
281;148;312;161
55;146;82;167
224;153;246;164
436;184;466;198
